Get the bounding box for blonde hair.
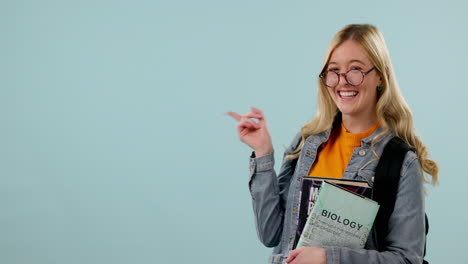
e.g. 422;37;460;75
287;24;438;185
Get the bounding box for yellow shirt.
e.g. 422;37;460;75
308;122;379;179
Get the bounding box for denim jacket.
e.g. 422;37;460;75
248;126;425;264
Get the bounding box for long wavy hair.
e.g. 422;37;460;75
287;24;438;185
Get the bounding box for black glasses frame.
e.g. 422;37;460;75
319;67;376;88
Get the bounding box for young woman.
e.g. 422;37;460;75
228;24;438;264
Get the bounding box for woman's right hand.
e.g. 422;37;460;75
227;107;273;157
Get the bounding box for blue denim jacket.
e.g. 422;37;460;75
248;126;425;264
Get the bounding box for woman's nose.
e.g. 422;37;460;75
337;72;349;87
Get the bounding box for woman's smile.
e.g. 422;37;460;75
337;90;359;100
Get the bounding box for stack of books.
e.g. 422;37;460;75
295;177;380;249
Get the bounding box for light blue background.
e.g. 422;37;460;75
2;0;466;263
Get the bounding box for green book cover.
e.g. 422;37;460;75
296;181;380;249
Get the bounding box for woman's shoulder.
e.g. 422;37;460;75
286;131;303;153
380;136;420;177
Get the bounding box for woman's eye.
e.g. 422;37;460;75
351;66;362;71
328;68;339;72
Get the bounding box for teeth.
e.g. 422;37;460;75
339;91;358;97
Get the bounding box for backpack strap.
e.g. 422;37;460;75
373;137;412;249
372;137;429;263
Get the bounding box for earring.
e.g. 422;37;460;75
377;85;384;92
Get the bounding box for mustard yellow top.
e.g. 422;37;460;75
308;122;379;179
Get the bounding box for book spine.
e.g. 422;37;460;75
296;182;327;248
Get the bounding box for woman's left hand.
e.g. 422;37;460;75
285;247;326;264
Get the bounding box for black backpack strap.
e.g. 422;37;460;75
423;213;429;264
373;137;429;263
373;137;412;250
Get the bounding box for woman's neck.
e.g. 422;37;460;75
341;113;378;133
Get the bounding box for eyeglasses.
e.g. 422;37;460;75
319;67;376;88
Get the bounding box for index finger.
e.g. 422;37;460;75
226;111;242;121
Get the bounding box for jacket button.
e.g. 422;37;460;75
358;150;366;156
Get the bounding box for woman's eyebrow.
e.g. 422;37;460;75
349;59;366;65
328;60;366;65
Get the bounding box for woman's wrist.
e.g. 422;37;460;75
254;146;273;158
